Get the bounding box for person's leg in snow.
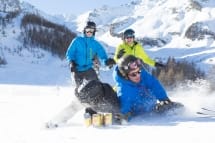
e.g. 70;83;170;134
45;97;84;128
77;80;120;113
46;80;121;128
79;80;121;125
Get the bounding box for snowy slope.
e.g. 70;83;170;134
1;80;215;143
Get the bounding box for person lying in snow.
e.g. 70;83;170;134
45;79;120;128
113;55;184;121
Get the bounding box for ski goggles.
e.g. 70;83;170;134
125;34;135;39
85;28;95;33
124;59;142;71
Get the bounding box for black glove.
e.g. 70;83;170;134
155;62;165;68
69;61;76;72
155;98;172;113
105;58;116;68
117;49;126;59
159;98;172;105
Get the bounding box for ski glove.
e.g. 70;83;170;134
69;61;76;72
117;49;126;59
155;98;172;113
105;58;116;68
155;62;165;68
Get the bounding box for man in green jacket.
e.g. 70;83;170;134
114;29;164;68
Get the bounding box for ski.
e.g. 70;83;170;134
197;111;215;115
201;107;215;113
196;113;215;118
195;107;215;117
196;110;215;117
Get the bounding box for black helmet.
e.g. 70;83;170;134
118;55;142;77
84;21;96;35
123;29;135;39
86;21;96;29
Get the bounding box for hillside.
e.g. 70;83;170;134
1;2;77;58
0;0;77;85
0;0;215;85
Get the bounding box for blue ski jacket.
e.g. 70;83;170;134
113;66;169;117
66;35;108;71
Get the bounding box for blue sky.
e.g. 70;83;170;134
21;0;134;15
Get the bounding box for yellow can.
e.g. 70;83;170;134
103;113;112;126
92;113;103;127
84;113;92;127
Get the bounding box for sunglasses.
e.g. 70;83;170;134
85;28;94;33
128;70;141;77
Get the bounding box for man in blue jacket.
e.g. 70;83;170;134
66;21;115;94
113;55;183;122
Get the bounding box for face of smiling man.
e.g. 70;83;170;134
127;67;141;83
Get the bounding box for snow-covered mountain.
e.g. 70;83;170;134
80;0;215;72
0;0;79;85
1;0;215;73
0;0;21;12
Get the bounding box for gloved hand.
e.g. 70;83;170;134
159;98;172;105
69;61;76;72
155;62;165;68
105;58;116;68
155;98;172;113
117;49;126;59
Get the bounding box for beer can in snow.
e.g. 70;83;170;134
92;113;103;127
103;113;112;126
84;113;92;127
